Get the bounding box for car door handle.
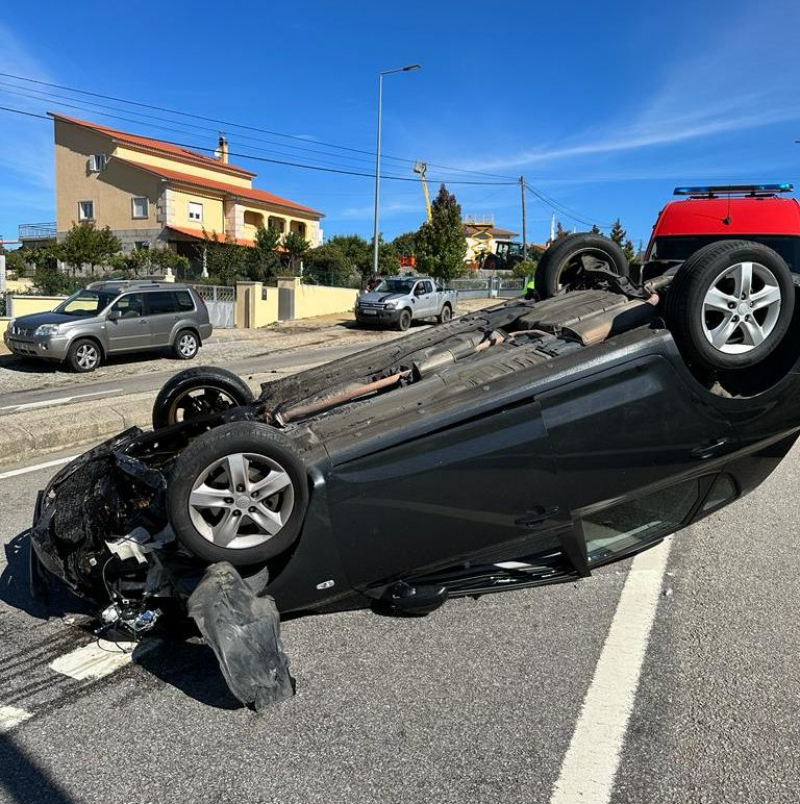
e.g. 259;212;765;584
515;506;560;528
691;438;730;460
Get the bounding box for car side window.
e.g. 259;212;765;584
424;281;434;294
175;290;195;311
146;291;179;316
111;293;145;319
413;283;424;297
582;479;699;564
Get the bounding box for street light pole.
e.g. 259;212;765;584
372;64;420;275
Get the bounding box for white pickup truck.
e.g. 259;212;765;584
354;276;456;331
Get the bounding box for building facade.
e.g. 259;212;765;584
50;113;324;257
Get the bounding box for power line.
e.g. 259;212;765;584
0;71;518;181
0;103;516;185
524;182;612;229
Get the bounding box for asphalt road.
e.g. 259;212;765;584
1;443;798;803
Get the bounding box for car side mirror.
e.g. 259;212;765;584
107;309;120;321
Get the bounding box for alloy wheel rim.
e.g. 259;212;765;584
76;344;98;369
701;261;782;354
179;334;197;356
188;452;295;549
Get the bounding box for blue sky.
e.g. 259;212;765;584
1;0;799;249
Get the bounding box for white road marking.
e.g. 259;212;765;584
0;705;33;732
549;537;673;804
0;455;77;481
49;638;141;681
0;388;122;412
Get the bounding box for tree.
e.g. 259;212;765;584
623;238;636;263
554;220;568;240
304;242;357;286
59;222;121;276
512;259;537;279
414;184;467;282
590;224;601;234
373;238;401;276
247;225;282;282
110;248;151;277
390;231;416;258
29;246;79;294
150;247;190;277
608;218;626;247
200;230;249;285
283;230;310;273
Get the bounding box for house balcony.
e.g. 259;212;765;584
18;222;57;242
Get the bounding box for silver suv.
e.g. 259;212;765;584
4;280;213;372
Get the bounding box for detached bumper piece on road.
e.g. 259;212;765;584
25;258;800;707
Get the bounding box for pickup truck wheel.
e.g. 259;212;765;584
152;366;254;429
664;240;795;370
437;304;453;324
66;338;102;372
535;233;630;299
168;422;308;565
397;309;413;331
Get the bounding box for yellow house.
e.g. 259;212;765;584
50;113;324;259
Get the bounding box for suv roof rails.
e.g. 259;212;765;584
673;183;794;198
86;279;172;289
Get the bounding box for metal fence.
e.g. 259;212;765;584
191;284;235;328
446;277;525;299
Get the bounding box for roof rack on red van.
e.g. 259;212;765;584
673;184;794;198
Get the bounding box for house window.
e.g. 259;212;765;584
78;200;94;221
290;221;307;237
244;210;264;228
188;202;203;222
134;241;151;251
132;197;149;219
268;216;285;233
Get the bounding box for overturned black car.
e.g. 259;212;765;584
29;236;800;704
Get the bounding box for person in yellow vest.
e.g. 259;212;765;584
524;277;536;300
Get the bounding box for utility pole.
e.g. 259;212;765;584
520;176;527;260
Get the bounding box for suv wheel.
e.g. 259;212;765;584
152;366;254;430
173;329;199;360
168;422;309;565
665;240;795;370
67;339;101;372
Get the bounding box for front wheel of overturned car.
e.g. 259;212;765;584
534;232;630;299
664;240;795;371
168;422;309;565
66;338;102;372
152;366;254;430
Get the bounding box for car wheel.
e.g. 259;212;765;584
535;233;630;299
397;309;413;331
152;366;255;430
173;329;200;360
437;304;453;324
168;422;309;565
664;240;795;370
67;338;102;372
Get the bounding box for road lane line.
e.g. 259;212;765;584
49;638;142;681
549;537;673;804
0;705;33;732
0;388;123;412
0;455;78;481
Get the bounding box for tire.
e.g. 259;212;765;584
664;240;795;370
437;304;453;324
172;329;200;360
152;366;254;430
168;422;309;565
535;233;630;298
66;338;102;372
397;309;413;331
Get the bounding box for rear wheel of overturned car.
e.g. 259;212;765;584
437;303;453;324
172;329;200;360
168;422;309;565
534;232;630;299
397;309;413;331
664;240;795;371
152;366;254;430
66;338;102;372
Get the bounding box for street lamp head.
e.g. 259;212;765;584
402;64;421;71
380;64;422;76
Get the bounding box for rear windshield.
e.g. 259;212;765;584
650;235;800;271
375;278;417;294
54;289;117;317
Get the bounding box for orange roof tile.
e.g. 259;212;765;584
50;112;255;179
166;225;256;247
117;158;323;218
